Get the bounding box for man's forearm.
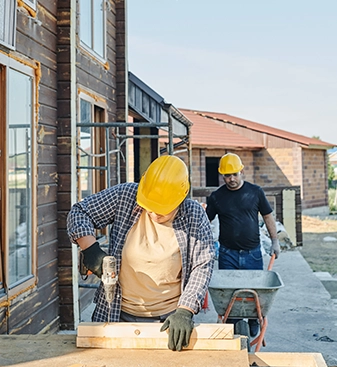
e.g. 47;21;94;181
76;235;97;250
263;213;277;239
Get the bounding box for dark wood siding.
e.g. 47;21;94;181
0;0;126;334
2;1;59;335
57;0;127;329
56;0;79;329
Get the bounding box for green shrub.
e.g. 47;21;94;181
328;188;337;212
328;161;336;187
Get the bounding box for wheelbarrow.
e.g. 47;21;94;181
208;255;284;352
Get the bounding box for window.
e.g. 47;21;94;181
24;0;36;8
0;0;17;50
78;94;107;200
79;0;106;59
22;0;36;11
78;94;107;239
8;69;33;286
0;55;36;294
206;157;221;186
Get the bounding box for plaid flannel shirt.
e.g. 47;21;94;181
67;182;215;322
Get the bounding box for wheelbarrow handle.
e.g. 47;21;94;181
267;253;276;271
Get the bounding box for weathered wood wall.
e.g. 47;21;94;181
1;0;60;334
57;0;127;330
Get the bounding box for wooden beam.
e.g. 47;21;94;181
249;352;328;367
76;322;243;350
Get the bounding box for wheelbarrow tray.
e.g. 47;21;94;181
208;269;284;318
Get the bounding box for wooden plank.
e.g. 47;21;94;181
78;322;234;339
77;322;241;350
39;105;58;127
38;145;57;165
9;298;59;334
37;165;58;185
37;125;57;145
37;184;58;205
37;221;58;246
249;352;328;367
37;259;58;284
77;335;242;350
0;335;251;367
38;240;58;266
38;202;57;225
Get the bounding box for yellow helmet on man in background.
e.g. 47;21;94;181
137;155;190;215
218;153;244;175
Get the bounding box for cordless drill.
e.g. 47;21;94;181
101;256;118;323
79;253;118;322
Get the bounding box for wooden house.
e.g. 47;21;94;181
0;2;192;333
0;0;129;334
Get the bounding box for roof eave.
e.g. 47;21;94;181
301;143;336;150
192;144;264;150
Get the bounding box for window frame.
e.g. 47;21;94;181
79;0;107;61
77;90;108;239
0;53;37;299
0;0;17;51
77;90;108;199
22;0;37;11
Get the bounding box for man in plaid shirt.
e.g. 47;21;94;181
67;155;215;351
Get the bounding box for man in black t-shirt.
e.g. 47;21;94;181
206;153;280;337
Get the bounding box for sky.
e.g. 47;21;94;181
127;0;337;146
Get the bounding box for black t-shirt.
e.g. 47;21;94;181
206;181;272;250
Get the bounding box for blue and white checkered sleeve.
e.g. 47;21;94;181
67;186;119;243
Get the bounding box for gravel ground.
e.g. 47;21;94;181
300;216;337;276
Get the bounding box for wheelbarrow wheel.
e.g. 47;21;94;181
235;320;251;352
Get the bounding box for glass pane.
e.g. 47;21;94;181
80;99;93;198
23;0;36;9
80;0;92;48
8;68;32;286
0;0;4;41
93;0;104;57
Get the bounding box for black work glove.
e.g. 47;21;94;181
160;308;194;351
81;242;107;278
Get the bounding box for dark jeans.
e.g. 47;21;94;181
218;245;263;270
218;245;262;336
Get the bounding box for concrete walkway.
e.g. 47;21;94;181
196;250;337;366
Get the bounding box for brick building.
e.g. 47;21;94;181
178;109;336;216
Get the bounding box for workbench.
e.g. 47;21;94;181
0;334;328;367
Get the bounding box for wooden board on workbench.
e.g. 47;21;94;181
249;352;328;367
76;322;243;350
0;335;251;367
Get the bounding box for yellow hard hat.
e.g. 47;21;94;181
137;155;190;215
218;153;244;174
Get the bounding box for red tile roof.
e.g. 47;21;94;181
180;108;335;149
179;109;264;150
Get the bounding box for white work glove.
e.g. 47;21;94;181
271;238;280;259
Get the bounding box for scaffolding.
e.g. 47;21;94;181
73;73;193;327
76;116;192;188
